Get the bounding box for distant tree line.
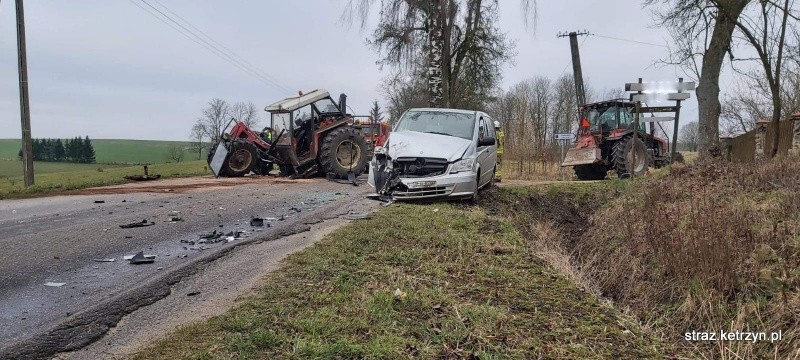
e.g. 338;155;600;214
18;136;96;163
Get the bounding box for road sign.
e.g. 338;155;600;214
639;116;675;122
625;81;696;92
554;133;575;140
630;92;690;103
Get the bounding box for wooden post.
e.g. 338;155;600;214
755;119;770;161
719;136;733;161
790;112;800;157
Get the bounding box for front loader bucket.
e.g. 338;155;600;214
561;147;601;167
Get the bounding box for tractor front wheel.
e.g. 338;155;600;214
573;164;607;180
222;141;258;177
319;127;369;178
612;136;649;179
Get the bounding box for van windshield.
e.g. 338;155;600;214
395;110;475;140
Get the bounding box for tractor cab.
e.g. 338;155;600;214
265;89;369;177
581;100;646;139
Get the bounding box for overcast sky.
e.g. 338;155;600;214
0;1;738;141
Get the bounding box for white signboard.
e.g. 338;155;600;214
554;133;575;141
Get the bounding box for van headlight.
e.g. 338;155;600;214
450;158;475;173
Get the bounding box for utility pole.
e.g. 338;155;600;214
16;0;35;186
557;30;590;109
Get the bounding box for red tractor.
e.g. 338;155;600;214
562;100;671;180
208;89;370;179
352;118;391;148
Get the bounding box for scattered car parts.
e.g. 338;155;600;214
119;219;155;228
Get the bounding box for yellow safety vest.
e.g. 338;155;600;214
496;130;504;155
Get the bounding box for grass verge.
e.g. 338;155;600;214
491;158;800;359
134;203;662;359
0;160;210;199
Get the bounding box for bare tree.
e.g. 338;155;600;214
552;74;577;135
649;0;751;157
198;98;230;144
166;144;185;163
731;0;797;157
189;122;206;160
345;0;533;108
231;101;260;128
680;121;700;151
382;73;429;124
720;85;769;135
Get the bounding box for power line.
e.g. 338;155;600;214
135;0;290;91
149;0;291;92
590;33;669;49
128;0;291;92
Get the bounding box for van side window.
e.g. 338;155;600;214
478;117;487;140
485;117;495;138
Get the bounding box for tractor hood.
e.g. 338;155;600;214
385;130;473;162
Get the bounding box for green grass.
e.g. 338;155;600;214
0;160;210;199
0;159;123;178
0;139;206;165
134;203;663;359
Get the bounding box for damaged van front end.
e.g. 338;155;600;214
368;150;479;200
367;123;481;200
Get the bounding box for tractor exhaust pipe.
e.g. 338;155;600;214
339;93;347;115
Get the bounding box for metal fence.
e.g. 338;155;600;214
727;120;794;162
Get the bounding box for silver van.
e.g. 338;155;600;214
368;108;498;200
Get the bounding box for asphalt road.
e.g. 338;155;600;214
0;176;374;359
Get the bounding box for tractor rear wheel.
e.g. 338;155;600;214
612;136;649;179
319;127;369;178
573;164;607;180
222;141;258;177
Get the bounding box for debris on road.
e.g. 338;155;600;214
119;219;155;228
186;291;201;297
250;217;265;227
124;253;156;260
94;200;105;204
393;288;407;300
92;258;116;263
164;216;183;222
124;165;161;181
44;282;66;287
128;251;155;264
199;231;222;240
343;213;370;220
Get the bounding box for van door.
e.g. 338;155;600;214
476;115;492;187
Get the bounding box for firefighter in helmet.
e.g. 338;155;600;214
494;120;503;182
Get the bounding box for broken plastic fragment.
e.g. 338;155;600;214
44;282;66;287
128;251;155;264
119;219;155;229
249;218;264;227
124;253;156;261
393;288;407;300
92;258;116;262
